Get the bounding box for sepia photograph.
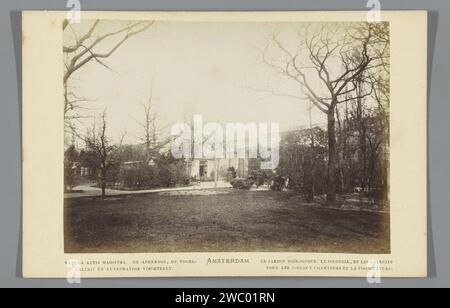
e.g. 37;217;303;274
62;19;391;255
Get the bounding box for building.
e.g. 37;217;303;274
187;158;249;181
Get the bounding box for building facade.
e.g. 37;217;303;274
187;158;249;182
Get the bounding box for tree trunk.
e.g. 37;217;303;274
101;184;106;199
326;105;337;206
101;169;107;199
359;112;367;193
214;159;219;189
303;136;315;203
307;103;315;202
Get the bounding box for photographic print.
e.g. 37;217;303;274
63;20;391;255
22;11;427;278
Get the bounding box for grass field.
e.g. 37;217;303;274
64;189;390;254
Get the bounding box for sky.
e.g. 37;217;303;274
64;20;331;145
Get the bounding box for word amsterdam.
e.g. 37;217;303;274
171;115;280;169
175;292;276;305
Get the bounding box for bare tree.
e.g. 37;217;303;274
135;86;178;162
335;99;353;193
136;89;158;163
83;111;116;198
262;22;388;206
119;128;128;147
63;20;155;133
305;102;315;202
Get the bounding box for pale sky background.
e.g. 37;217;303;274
65;20;330;145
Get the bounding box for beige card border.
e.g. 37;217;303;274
22;11;427;278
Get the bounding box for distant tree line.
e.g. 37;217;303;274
64;107;187;198
260;22;390;206
64;140;190;196
277;101;388;203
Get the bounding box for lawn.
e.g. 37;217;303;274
64;190;390;254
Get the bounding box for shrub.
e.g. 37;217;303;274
227;167;237;182
117;160;189;189
231;178;255;190
119;165;153;188
248;169;275;187
270;175;286;191
64;146;80;192
64;165;81;192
